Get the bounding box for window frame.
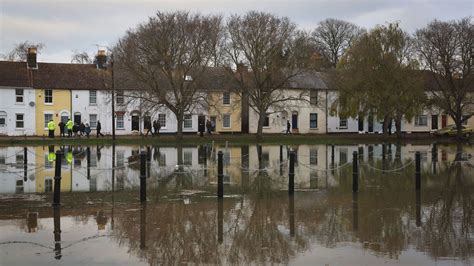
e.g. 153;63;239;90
89;114;97;129
15;113;24;129
44;89;53;104
0;111;6;127
223;92;231;105
310;90;318;105
183;114;193;129
263;116;270;127
339;118;348;129
116;91;124;105
89;90;97;105
116;114;124;129
222;114;231;128
415;115;428;126
15;89;24;103
158;114;166;128
44;113;53;129
309;113;318;129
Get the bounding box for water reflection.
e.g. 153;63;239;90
0;143;473;265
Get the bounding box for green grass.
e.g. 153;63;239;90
0;133;466;147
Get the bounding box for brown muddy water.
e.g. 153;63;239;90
0;143;472;265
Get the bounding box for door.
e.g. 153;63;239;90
358;116;364;132
368;115;374;133
291;114;298;129
198;115;206;132
74;113;81;124
131;115;140;131
431;115;438;130
441;115;447;128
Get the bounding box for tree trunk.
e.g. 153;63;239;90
382;115;390;135
176;115;184;141
455;118;463;141
395;116;403;139
256;113;265;141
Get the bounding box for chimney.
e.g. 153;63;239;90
27;47;37;69
96;50;107;69
236;62;248;73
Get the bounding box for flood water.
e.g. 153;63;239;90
0;143;473;265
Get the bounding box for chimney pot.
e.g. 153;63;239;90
27;47;37;69
96;50;107;69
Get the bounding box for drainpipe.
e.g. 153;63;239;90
325;90;328;134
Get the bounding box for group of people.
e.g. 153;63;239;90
47;119;104;138
143;119;162;137
197;119;215;136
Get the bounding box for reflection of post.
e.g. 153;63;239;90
352;151;359;193
288;151;295;195
23;147;28;182
217;151;224;198
53;206;62;260
140;203;147;250
352;192;359;231
280;145;283;176
86;147;91;180
289;195;295;237
415;151;421;191
416;190;421;227
431;143;438;175
204;145;208;177
218;199;223;244
53;151;63;206
111;144;115;230
382;143;386;171
241;146;249;190
140;152;147;202
331;144;335;167
146;146;151;178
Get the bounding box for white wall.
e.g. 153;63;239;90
0;87;36;136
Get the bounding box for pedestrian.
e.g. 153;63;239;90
96;120;104;138
58;121;65;137
153;120;158;136
198;119;205;137
206;120;212;135
73;123;79;137
211;119;215;132
85;123;91;138
47;119;56;138
286;120;291;134
79;122;85;137
66;119;73;138
144;119;152;137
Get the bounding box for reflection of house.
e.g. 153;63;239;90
0;147;36;193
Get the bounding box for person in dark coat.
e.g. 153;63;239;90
58;121;65;137
85;123;91;138
198;119;205;137
79;122;85;137
286;120;291;134
72;123;79;137
96;120;104;138
206;120;212;135
144;120;152;137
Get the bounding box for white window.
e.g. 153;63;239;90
158;114;166;128
415;115;428;126
263;116;270;127
44;113;53;128
0;111;6;127
15;89;24;103
310;113;318;129
223;92;231;105
89;114;97;129
16;114;24;128
223;114;231;128
184;114;192;129
89;90;97;105
116;91;124;105
116;114;124;129
44;89;53;103
310;90;318;105
339;118;348;129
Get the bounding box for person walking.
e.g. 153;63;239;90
286;120;291;134
206;120;212;135
198;119;205;137
47;119;56;138
96;120;104;138
144;120;152;137
66;119;73;138
58;121;65;137
79;122;85;137
85;123;91;138
153;120;158;136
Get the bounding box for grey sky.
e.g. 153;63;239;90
1;0;472;63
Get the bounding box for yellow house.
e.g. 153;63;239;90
208;91;242;133
34;146;72;193
35;89;71;136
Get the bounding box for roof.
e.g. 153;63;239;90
0;61;110;90
287;70;328;90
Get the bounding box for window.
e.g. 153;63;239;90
44;155;53;169
44;89;53;103
263;116;270;127
116;151;125;167
44;113;53;129
310;148;318;165
158;114;166;128
158;153;166;166
89;114;97;129
223;114;231;128
340;149;348;164
16;154;24;168
339;118;348;129
183;151;192;166
223;92;231;105
16;89;24;103
310;113;318;129
116;91;124;105
90;153;97;167
310;90;318;105
45;179;53;193
89;90;97;105
184;75;192;81
16;114;24;128
184;114;192;129
116;114;124;129
0;111;6;127
415;115;428;126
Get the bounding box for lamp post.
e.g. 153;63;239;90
111;53;116;141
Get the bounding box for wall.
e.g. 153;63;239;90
208;91;242;133
35;89;71;136
0;87;36;136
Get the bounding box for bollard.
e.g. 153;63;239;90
53;151;63;206
217;151;224;198
218;199;223;244
86;147;91;180
288;151;295;195
352;151;359;193
415;151;421;190
140;151;147;202
23;147;28;182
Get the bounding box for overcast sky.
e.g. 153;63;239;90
0;0;472;63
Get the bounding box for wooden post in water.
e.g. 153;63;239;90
280;145;283;176
289;195;295;237
288;151;295;195
23;147;28;182
352;151;359;193
432;143;438;174
217;151;224;198
331;144;335;167
415;151;421;190
53;151;63;206
140;151;147;202
86;147;91;180
146;146;151;178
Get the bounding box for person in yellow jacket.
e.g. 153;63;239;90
66;119;73;138
47;119;56;138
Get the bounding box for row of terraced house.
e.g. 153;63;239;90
0;48;472;137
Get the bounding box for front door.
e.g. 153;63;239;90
291;114;298;129
368;115;374;133
74;113;81;124
358;116;364;132
131;115;140;131
431;115;438;130
441;115;447;128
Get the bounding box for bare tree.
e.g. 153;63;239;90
3;41;45;61
71;50;93;64
312;18;364;68
224;11;316;139
416;18;474;139
114;11;224;140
